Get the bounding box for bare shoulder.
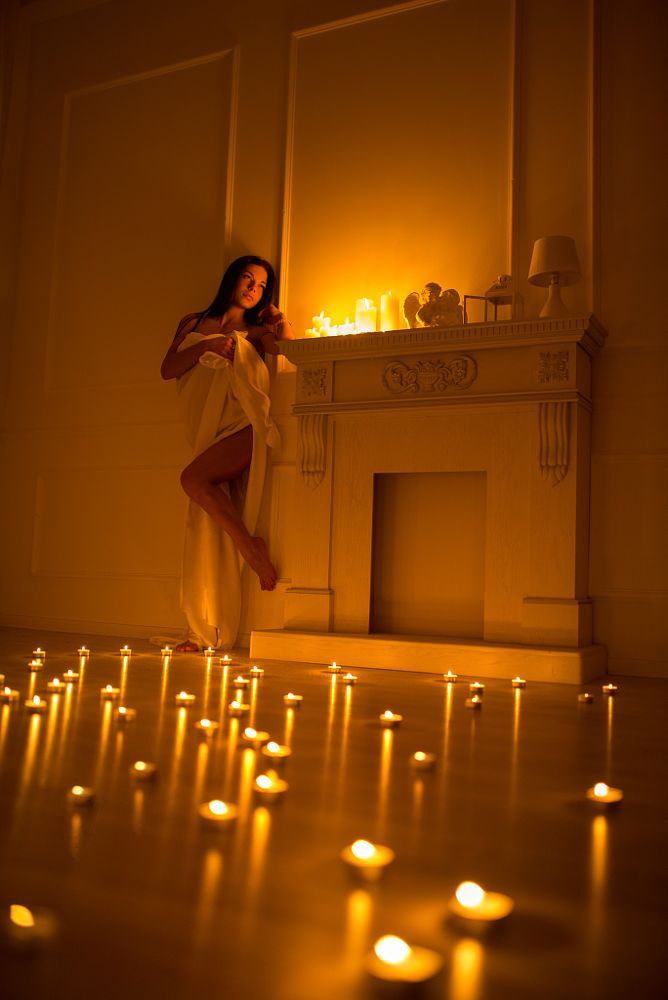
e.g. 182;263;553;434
174;312;201;341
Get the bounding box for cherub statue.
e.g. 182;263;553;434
403;283;463;328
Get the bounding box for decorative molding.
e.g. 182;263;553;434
539;401;570;485
298;413;327;488
383;355;477;395
538;350;570;384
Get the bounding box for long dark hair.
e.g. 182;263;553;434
196;255;276;329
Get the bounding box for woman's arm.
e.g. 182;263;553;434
160;316;233;380
251;305;295;356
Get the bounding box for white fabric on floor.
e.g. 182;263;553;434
175;330;279;648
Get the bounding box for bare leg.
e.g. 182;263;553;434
180;426;278;590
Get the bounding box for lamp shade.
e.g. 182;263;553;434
528;236;581;287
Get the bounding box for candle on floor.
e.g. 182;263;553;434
161;646;172;657
119;645;132;657
194;718;218;736
46;678;66;693
203;647;216;658
218;654;236;667
379;710;402;728
410;751;436;772
254;770;288;803
469;682;485;695
130;760;158;781
228;700;250;717
198;800;239;828
5;904;58;950
25;696;47;714
341;839;395;882
366;936;443;984
77;646;90;657
283;692;303;708
342;672;358;685
32;647;46;661
241;727;270;750
465;695;483;710
67;785;95;806
511;677;526;688
0;687;20;704
100;685;120;701
28;659;44;672
261;741;291;762
602;683;618;696
327;661;342;674
249;665;264;677
63;670;80;684
586;781;623;806
578;692;594;704
448;881;514;924
443;670;458;683
232;675;249;689
175;691;195;706
115;706;136;723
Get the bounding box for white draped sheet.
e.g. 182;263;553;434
176;330;279;648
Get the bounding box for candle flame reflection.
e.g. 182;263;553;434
606;696;614;776
241;805;272;937
132;788;145;834
94;700;113;787
192;848;223;952
284;706;295;747
450;936;483;1000
39;694;61;787
0;705;11;773
345;888;373;974
223;718;239;798
14;714;41;821
377;727;394;838
165;706;187;819
69;811;82;859
590;814;608;951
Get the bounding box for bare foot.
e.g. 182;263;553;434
245;536;278;591
175;639;200;652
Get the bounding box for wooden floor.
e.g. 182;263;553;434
0;627;666;1000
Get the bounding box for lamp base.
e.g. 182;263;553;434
539;277;569;318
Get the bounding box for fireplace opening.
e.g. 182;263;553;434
370;472;486;639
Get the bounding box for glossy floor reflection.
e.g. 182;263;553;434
0;627;666;1000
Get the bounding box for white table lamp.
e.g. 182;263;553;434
528;236;581;317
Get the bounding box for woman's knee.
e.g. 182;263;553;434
180;465;207;501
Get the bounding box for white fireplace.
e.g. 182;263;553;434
251;316;607;682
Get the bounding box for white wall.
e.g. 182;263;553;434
0;0;665;674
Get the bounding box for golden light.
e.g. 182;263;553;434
244;727;257;738
351;839;376;860
10;905;35;928
594;782;610;798
265;741;280;752
374;935;412;965
414;752;426;761
71;785;84;796
135;761;147;771
256;774;272;790
382;710;394;719
209;800;228;816
455;881;486;908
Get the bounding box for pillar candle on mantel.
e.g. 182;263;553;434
380;291;401;331
355;298;377;333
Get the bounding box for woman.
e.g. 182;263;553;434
161;255;294;651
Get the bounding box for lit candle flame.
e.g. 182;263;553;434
382;710;394;719
209;800;228;816
351;839;376;860
71;785;85;796
9;904;35;928
135;761;146;771
256;774;274;790
199;719;211;728
32;696;40;705
374;935;411;965
266;741;280;752
414;751;426;761
455;881;485;908
594;782;610;798
244;727;257;738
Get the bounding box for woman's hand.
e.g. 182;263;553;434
204;335;235;360
258;305;294;340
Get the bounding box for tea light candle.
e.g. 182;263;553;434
578;692;594;704
249;665;264;677
254;770;288;803
448;881;514;923
342;672;358;686
232;675;249;689
341;839;395;882
410;751;436;772
241;727;270;749
198;799;239;828
511;677;526;688
218;654;237;667
175;691;195;707
586;781;623;806
602;683;618;696
63;670;80;684
0;687;20;705
203;646;216;657
261;740;291;762
130;760;157;781
366;935;443;984
465;695;482;710
27;659;44;672
194;718;218;736
67;785;95;806
119;645;132;657
161;645;172;657
4;904;58;950
25;696;47;714
100;685;120;700
469;682;485;695
443;670;458;683
32;647;46;661
327;661;341;674
46;678;66;694
115;706;136;723
283;692;303;708
228;700;250;717
77;646;90;657
379;710;402;729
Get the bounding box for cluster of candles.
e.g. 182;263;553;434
303;292;403;338
4;644;625;979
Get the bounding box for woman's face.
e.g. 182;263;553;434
233;264;268;311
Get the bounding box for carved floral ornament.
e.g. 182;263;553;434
382;354;477;395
